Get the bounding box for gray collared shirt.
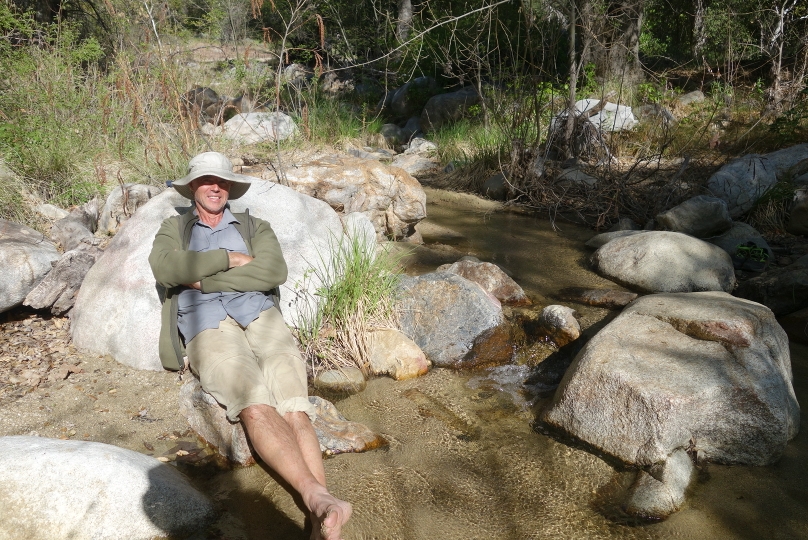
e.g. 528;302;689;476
177;208;273;343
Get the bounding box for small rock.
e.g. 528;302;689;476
34;203;69;220
624;448;695;519
538;305;581;346
674;90;705;107
368;328;430;380
314;368;367;393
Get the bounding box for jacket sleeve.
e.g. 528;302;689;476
148;218;230;288
199;219;288;293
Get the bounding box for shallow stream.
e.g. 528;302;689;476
199;189;808;540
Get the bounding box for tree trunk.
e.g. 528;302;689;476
589;0;645;84
397;0;413;44
693;0;707;60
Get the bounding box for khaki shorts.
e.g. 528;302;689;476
186;307;315;423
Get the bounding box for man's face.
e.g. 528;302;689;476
190;176;232;216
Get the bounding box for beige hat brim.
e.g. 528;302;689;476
171;168;252;200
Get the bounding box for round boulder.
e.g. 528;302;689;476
0;436;215;539
655;195;732;238
592;231;736;293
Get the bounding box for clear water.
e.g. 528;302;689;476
198;190;808;539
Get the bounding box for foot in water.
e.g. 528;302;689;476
308;490;352;540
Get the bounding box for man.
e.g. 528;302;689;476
149;152;351;540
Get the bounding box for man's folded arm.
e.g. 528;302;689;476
199;220;288;293
148;221;230;288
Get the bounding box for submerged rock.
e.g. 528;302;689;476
396;272;506;367
592;231;736;293
542;292;799;470
558;287;638;309
437;259;529;305
314;368;367;393
0;436;215;540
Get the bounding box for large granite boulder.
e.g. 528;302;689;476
0;436;215;539
0;219;60;313
437;258;530;305
542;292;799;515
179;378;385;465
655;195;732;238
221;111;298;144
592;231;736;293
707;154;777;217
70;181;346;371
396;272;506;367
420;86;481;132
542;292;799;468
269;156;426;240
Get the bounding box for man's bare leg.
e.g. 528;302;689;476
240;405;352;540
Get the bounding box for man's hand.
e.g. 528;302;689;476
184;281;201;290
228;252;254;268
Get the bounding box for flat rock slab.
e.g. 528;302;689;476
0;219;60;313
396;272;506;367
179;378;384;465
592;231;736;293
0;436;215;540
542;292;799;469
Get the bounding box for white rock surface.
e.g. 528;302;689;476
542;292;799;468
592;231;736;293
71;182;346;371
707;154;777;217
0;219;60;313
98;184;163;235
624;448;695;519
222;111;298;144
0;436;215;540
275;155;426;240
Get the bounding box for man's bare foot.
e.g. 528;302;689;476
307;489;352;540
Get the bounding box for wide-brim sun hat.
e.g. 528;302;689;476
171;152;252;200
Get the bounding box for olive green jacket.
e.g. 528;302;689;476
148;207;288;370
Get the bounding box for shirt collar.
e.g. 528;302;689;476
192;207;240;230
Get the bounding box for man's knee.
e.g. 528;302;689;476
239;403;277;424
284;410;312;430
